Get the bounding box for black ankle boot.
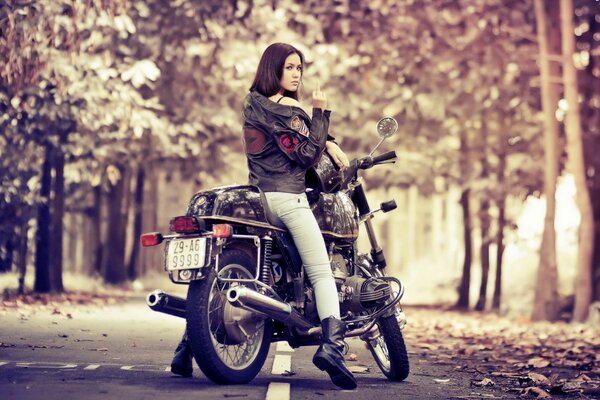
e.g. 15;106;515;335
170;332;193;377
312;317;357;390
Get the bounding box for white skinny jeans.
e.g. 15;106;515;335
264;191;340;320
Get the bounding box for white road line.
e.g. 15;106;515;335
275;341;295;352
0;362;9;367
271;354;292;375
84;364;101;370
265;382;290;400
121;366;134;370
16;362;77;369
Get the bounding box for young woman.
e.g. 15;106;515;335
171;42;355;390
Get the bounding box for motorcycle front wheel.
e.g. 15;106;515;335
186;249;272;384
368;314;410;381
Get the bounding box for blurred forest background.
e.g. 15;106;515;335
1;0;599;322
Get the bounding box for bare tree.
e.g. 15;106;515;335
531;0;561;321
560;0;595;322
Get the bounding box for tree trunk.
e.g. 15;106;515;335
49;132;66;292
456;188;473;309
493;200;506;311
140;164;159;275
1;234;14;272
0;226;12;272
493;134;507;311
475;117;491;312
128;167;145;280
102;164;131;284
594;222;600;302
456;121;473;309
34;145;53;293
531;0;561;321
560;0;595;322
92;184;103;274
475;199;491;311
17;225;28;294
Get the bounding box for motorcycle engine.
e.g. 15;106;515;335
331;253;350;285
340;275;392;313
330;253;392;313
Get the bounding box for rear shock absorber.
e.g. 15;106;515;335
260;236;274;286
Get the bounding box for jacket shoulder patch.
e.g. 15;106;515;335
290;115;310;137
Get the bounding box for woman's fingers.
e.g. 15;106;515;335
326;142;349;169
312;79;327;109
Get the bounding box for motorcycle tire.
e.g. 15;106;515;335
368;314;410;381
186;249;272;384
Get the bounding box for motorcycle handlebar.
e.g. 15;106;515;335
356;151;397;170
372;150;397;164
341;151;397;189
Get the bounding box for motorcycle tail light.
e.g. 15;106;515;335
140;232;163;247
212;224;233;238
169;216;202;233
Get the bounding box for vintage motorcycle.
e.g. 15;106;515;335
141;117;409;385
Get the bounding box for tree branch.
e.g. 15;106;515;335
502;25;538;43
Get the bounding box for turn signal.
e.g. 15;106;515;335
141;232;163;247
212;224;233;238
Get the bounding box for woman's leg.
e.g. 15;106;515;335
170;329;193;377
264;192;356;389
264;192;339;320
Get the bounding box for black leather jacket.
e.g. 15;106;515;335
242;91;332;193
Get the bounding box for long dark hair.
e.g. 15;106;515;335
249;42;304;100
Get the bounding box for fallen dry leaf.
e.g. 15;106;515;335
346;353;358;361
459;347;478;356
524;387;551;398
528;372;551;386
572;374;592;383
509;386;552;398
471;378;494;387
347;365;369;373
491;371;521;378
527;357;551;368
559;381;584;394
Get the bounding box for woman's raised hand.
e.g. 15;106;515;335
312;80;327;110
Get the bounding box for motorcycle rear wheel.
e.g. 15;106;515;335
368;315;410;381
186;249;272;384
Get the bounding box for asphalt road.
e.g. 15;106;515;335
0;296;507;400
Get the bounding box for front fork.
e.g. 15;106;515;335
352;182;406;335
352;183;387;269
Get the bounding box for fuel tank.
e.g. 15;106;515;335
186;184;358;239
310;190;358;240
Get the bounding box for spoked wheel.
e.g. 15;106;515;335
186;249;272;384
367;314;409;381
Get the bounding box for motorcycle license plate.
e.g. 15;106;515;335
165;238;207;271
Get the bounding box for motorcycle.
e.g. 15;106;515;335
140;116;409;385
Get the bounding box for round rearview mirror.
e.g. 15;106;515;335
376;117;398;138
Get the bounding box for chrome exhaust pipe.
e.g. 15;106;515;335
146;289;186;319
226;286;314;332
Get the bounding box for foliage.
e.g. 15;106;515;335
1;0;598;289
